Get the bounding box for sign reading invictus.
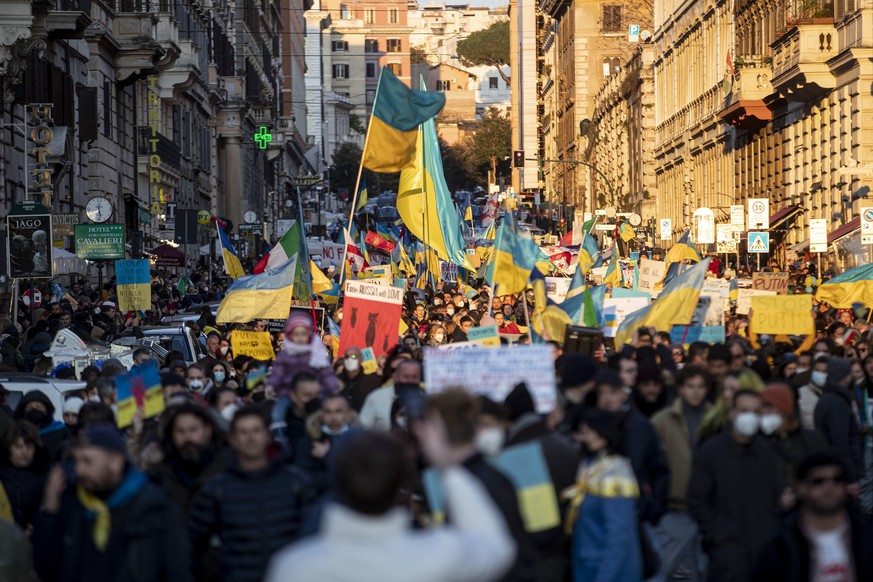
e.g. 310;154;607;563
28;103;55;206
74;224;125;260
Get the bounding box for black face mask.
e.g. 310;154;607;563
25;409;48;427
251;391;266;403
304;398;322;416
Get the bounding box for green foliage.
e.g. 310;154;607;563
349;114;365;135
463;108;512;182
456;21;510;69
329;142;363;195
440;139;480;191
410;46;429;64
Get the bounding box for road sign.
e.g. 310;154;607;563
716;224;739;253
693;208;715;244
748;231;770;253
659;218;672;240
628;24;640;42
861;207;873;245
748;198;769;230
809;219;828;253
730;205;745;228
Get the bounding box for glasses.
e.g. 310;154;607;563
807;474;846;486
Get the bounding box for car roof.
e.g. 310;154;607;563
0;375;87;394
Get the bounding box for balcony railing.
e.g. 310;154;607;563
770;22;837;101
138;127;181;170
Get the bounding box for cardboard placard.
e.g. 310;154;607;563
752;272;789;295
466;325;501;347
602;297;649;338
424;345;557;413
736;289;776;315
545;277;572;303
339;280;404;359
231;330;276;361
360;346;378;375
638;258;666;293
750;295;814;335
115;362;164;429
670;296;725;344
115;259;152;312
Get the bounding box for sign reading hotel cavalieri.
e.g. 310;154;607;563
74;224;125;260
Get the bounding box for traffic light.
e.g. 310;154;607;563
513;150;525;167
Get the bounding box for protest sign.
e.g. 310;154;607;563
115;259;151;311
440;261;458;283
467;325;500;347
750;295;814;335
424;345;557;413
339;280;404;359
320;242;345;267
638;258;666;293
736;288;776;315
360;346;378;374
670;296;725;344
231;330;276;361
602;297;649;338
752;272;790;295
545;277;572;303
115;362;164;429
611;288;651;300
363;264;392;286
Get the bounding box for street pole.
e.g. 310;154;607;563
533;158;618;211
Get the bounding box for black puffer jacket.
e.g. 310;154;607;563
814;386;864;483
0;446;49;529
188;460;316;582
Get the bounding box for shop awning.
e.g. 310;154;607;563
828;216;860;244
148;244;185;268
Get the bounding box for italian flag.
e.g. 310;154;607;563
253;222;300;274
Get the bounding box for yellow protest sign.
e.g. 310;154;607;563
360;347;378;375
231;330;276;361
467;325;501;348
750;295;814;335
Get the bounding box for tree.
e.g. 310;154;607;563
456;21;511;85
410;46;429;64
440;139;480;192
328;142;400;201
463;108;511;185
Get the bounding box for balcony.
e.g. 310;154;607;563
770;22;837;101
718;61;777;129
46;0;92;39
112;12;165;83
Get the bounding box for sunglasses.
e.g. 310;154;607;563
807;474;846;486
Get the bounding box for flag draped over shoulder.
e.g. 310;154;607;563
216;257;298;323
486;215;545;295
397;79;470;269
615;258;710;347
216;224;245;280
816;263;873;308
361;68;446;173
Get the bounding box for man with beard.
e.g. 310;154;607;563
150;404;228;519
32;424;190;581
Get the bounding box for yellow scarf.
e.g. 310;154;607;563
561;454;640;535
77;485;111;551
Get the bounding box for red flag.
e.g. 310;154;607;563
365;231;396;254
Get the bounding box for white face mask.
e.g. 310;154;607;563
188;379;205;391
795;367;809;375
214;371;226;383
221;404;239;422
814;351;828;361
446;308;455;316
322;424;350;437
220;346;229;355
811;370;828;388
474;427;505;457
760;413;784;435
733;412;760;437
344;357;360;372
434;333;445;343
88;395;100;403
395;415;407;430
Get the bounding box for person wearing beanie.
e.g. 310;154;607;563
62;397;85;433
706;344;732;384
760;383;827;487
814;357;864;492
32;423;191;581
565;408;643;582
632;360;669;419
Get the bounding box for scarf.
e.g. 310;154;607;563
561;453;639;534
77;468;148;552
283;334;331;370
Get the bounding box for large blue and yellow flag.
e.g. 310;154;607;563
615;258;710;346
216;224;245;280
816;263;873;308
397;79;470;269
361;68;446;173
216;256;297;323
577;233;603;274
562;266;600;327
530;269;574;343
485;215;546;295
664;229;701;264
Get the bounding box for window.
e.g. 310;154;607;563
366;89;376;105
388;8;398;23
364;39;379;52
332;40;348;52
602;56;621;76
436;80;450;91
340;5;351;19
366;62;377;77
387;38;401;53
602;5;622;32
387;62;402;76
489;76;499;90
364;8;375;23
332;64;349;79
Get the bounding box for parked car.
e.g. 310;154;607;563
160;302;220;325
1;375;88;422
376;206;400;225
112;326;205;365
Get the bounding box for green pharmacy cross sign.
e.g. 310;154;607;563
254;126;273;149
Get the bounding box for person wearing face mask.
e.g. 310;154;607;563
284;372;323;464
798;356;830;430
13;391;71;462
210;362;231;390
186;364;213;396
337;347;381;413
760;384;827;487
426;324;448;347
294;395;356;492
687;389;788;582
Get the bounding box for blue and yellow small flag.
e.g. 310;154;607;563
486;215;547;295
815;262;873;308
530;269;574;343
355;179;368;212
578;234;603;274
664;229;701;264
115;361;163;429
216;224;245;280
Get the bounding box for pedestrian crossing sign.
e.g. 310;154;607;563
748;231;769;253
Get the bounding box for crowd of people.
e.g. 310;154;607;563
0;261;872;582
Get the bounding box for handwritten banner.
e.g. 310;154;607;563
736;289;776;315
231;330;276;361
115;259;151;311
638;258;666;293
752;272;790;295
750;294;814;335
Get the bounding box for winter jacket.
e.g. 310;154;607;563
188;459;317;582
753;508;873;582
651;399;712;510
570;454;643;582
0;448;48;529
765;426;828;487
149;448;230;521
0;519;39;582
814;385;864;483
270;348;340;397
338;369;382;412
687;432;785;582
797;383;822;430
622;408;670;524
14;391;71;462
32;467;191;582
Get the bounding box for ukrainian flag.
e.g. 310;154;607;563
216;256;297;323
361;68;446;173
217;224;245;280
615;258;710;347
530;269;574;343
578;233;603;274
563;266;602;327
486;215;546;295
397;79;470;269
816;263;873;308
665;230;701;264
619;223;637;242
355;180;368;212
729;276;739;303
604;259;622;287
